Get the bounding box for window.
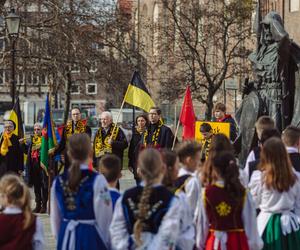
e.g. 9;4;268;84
290;0;299;12
18;72;24;85
0;69;4;84
26;72;32;85
86;83;97;95
71;64;80;73
0;38;4;52
39;73;47;85
32;73;38;85
89;61;97;72
71;84;80;95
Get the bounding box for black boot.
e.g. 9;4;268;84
33;202;41;213
40;201;47;214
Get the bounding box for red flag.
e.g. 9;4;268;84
179;86;196;139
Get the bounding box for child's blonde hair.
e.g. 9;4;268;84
255;116;275;139
134;148;163;246
0;174;34;229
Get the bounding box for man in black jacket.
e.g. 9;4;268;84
141;107;174;149
53;107;91;169
0;120;23;177
25;123;48;213
93;111;128;168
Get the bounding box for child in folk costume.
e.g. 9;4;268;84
161;149;195;250
50;134;112;250
249;137;300;250
99;154;122;211
176;141;202;214
110;148;182;250
198;151;263;250
201;134;247;187
0;174;45;250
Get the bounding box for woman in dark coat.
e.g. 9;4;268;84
128;114;148;184
0;120;23;177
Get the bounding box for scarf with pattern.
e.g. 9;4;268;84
94;123;119;158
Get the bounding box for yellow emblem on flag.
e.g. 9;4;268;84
195;121;230;142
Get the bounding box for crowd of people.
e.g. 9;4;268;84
0;103;300;250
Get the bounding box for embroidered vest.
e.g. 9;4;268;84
0;213;36;250
174;174;191;194
121;186;174;234
204;185;245;231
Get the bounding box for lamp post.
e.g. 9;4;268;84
5;8;20;108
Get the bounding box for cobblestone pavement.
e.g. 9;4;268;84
36;170;135;250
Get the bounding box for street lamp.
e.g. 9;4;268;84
5;8;20;108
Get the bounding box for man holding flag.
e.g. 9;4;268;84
0;98;24;177
40;94;57;178
26;123;48;213
123;71;174;149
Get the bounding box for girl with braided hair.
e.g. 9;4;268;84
50;133;112;250
110;148;182;250
197;151;262;250
0;174;44;250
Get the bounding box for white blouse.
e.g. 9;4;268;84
3;206;45;250
109;188;182;250
178;167;202;215
249;170;300;236
176;191;195;250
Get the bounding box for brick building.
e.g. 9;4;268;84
0;1;132;126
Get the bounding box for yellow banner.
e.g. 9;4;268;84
195;121;230;142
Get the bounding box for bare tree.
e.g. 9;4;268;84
160;0;254;119
0;0;137;121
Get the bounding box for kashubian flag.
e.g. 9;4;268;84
40;94;57;173
124;71;155;112
8;97;24;138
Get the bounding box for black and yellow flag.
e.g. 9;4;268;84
124;71;155;112
8;97;24;138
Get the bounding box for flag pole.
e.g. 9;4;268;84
172;118;180;150
110;70;137;138
109;87;130;139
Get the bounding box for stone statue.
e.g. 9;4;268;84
235;9;300;165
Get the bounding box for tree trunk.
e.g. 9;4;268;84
63;72;72;124
205;94;214;121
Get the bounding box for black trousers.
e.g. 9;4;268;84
31;166;48;205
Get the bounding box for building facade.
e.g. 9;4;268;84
0;0;132;126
